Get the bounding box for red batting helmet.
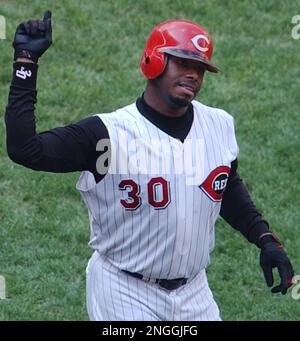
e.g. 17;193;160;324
140;19;219;79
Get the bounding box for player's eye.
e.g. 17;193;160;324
176;58;188;67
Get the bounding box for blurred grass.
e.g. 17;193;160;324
1;0;300;320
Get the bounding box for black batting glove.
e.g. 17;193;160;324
259;233;294;295
13;10;52;62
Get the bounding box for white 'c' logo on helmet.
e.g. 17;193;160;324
191;34;209;52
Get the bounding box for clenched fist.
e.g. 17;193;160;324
13;10;52;62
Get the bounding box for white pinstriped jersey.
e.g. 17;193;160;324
77;100;239;280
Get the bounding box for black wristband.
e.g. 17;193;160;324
12;62;38;89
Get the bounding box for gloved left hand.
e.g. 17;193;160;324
260;233;294;294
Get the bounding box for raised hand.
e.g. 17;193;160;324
13;10;52;62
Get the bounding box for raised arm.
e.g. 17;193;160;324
5;11;109;181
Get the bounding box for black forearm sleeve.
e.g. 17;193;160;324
5;62;109;181
220;172;269;247
5;63;39;153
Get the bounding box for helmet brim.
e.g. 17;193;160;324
159;47;219;73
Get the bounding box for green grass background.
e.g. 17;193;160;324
1;0;300;320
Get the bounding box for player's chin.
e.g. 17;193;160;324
169;96;192;108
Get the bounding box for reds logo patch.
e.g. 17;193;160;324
200;166;231;202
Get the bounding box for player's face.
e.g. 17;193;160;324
157;55;205;108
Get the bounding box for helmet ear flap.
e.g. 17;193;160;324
140;50;166;79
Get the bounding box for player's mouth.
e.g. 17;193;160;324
177;82;196;96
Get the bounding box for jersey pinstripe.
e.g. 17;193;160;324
77;100;238;280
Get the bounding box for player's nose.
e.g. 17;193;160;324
185;64;204;82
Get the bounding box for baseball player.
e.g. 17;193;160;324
5;11;294;321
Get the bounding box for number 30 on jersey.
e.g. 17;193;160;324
119;177;170;210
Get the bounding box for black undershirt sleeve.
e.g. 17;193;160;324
5;62;109;182
220;160;269;246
